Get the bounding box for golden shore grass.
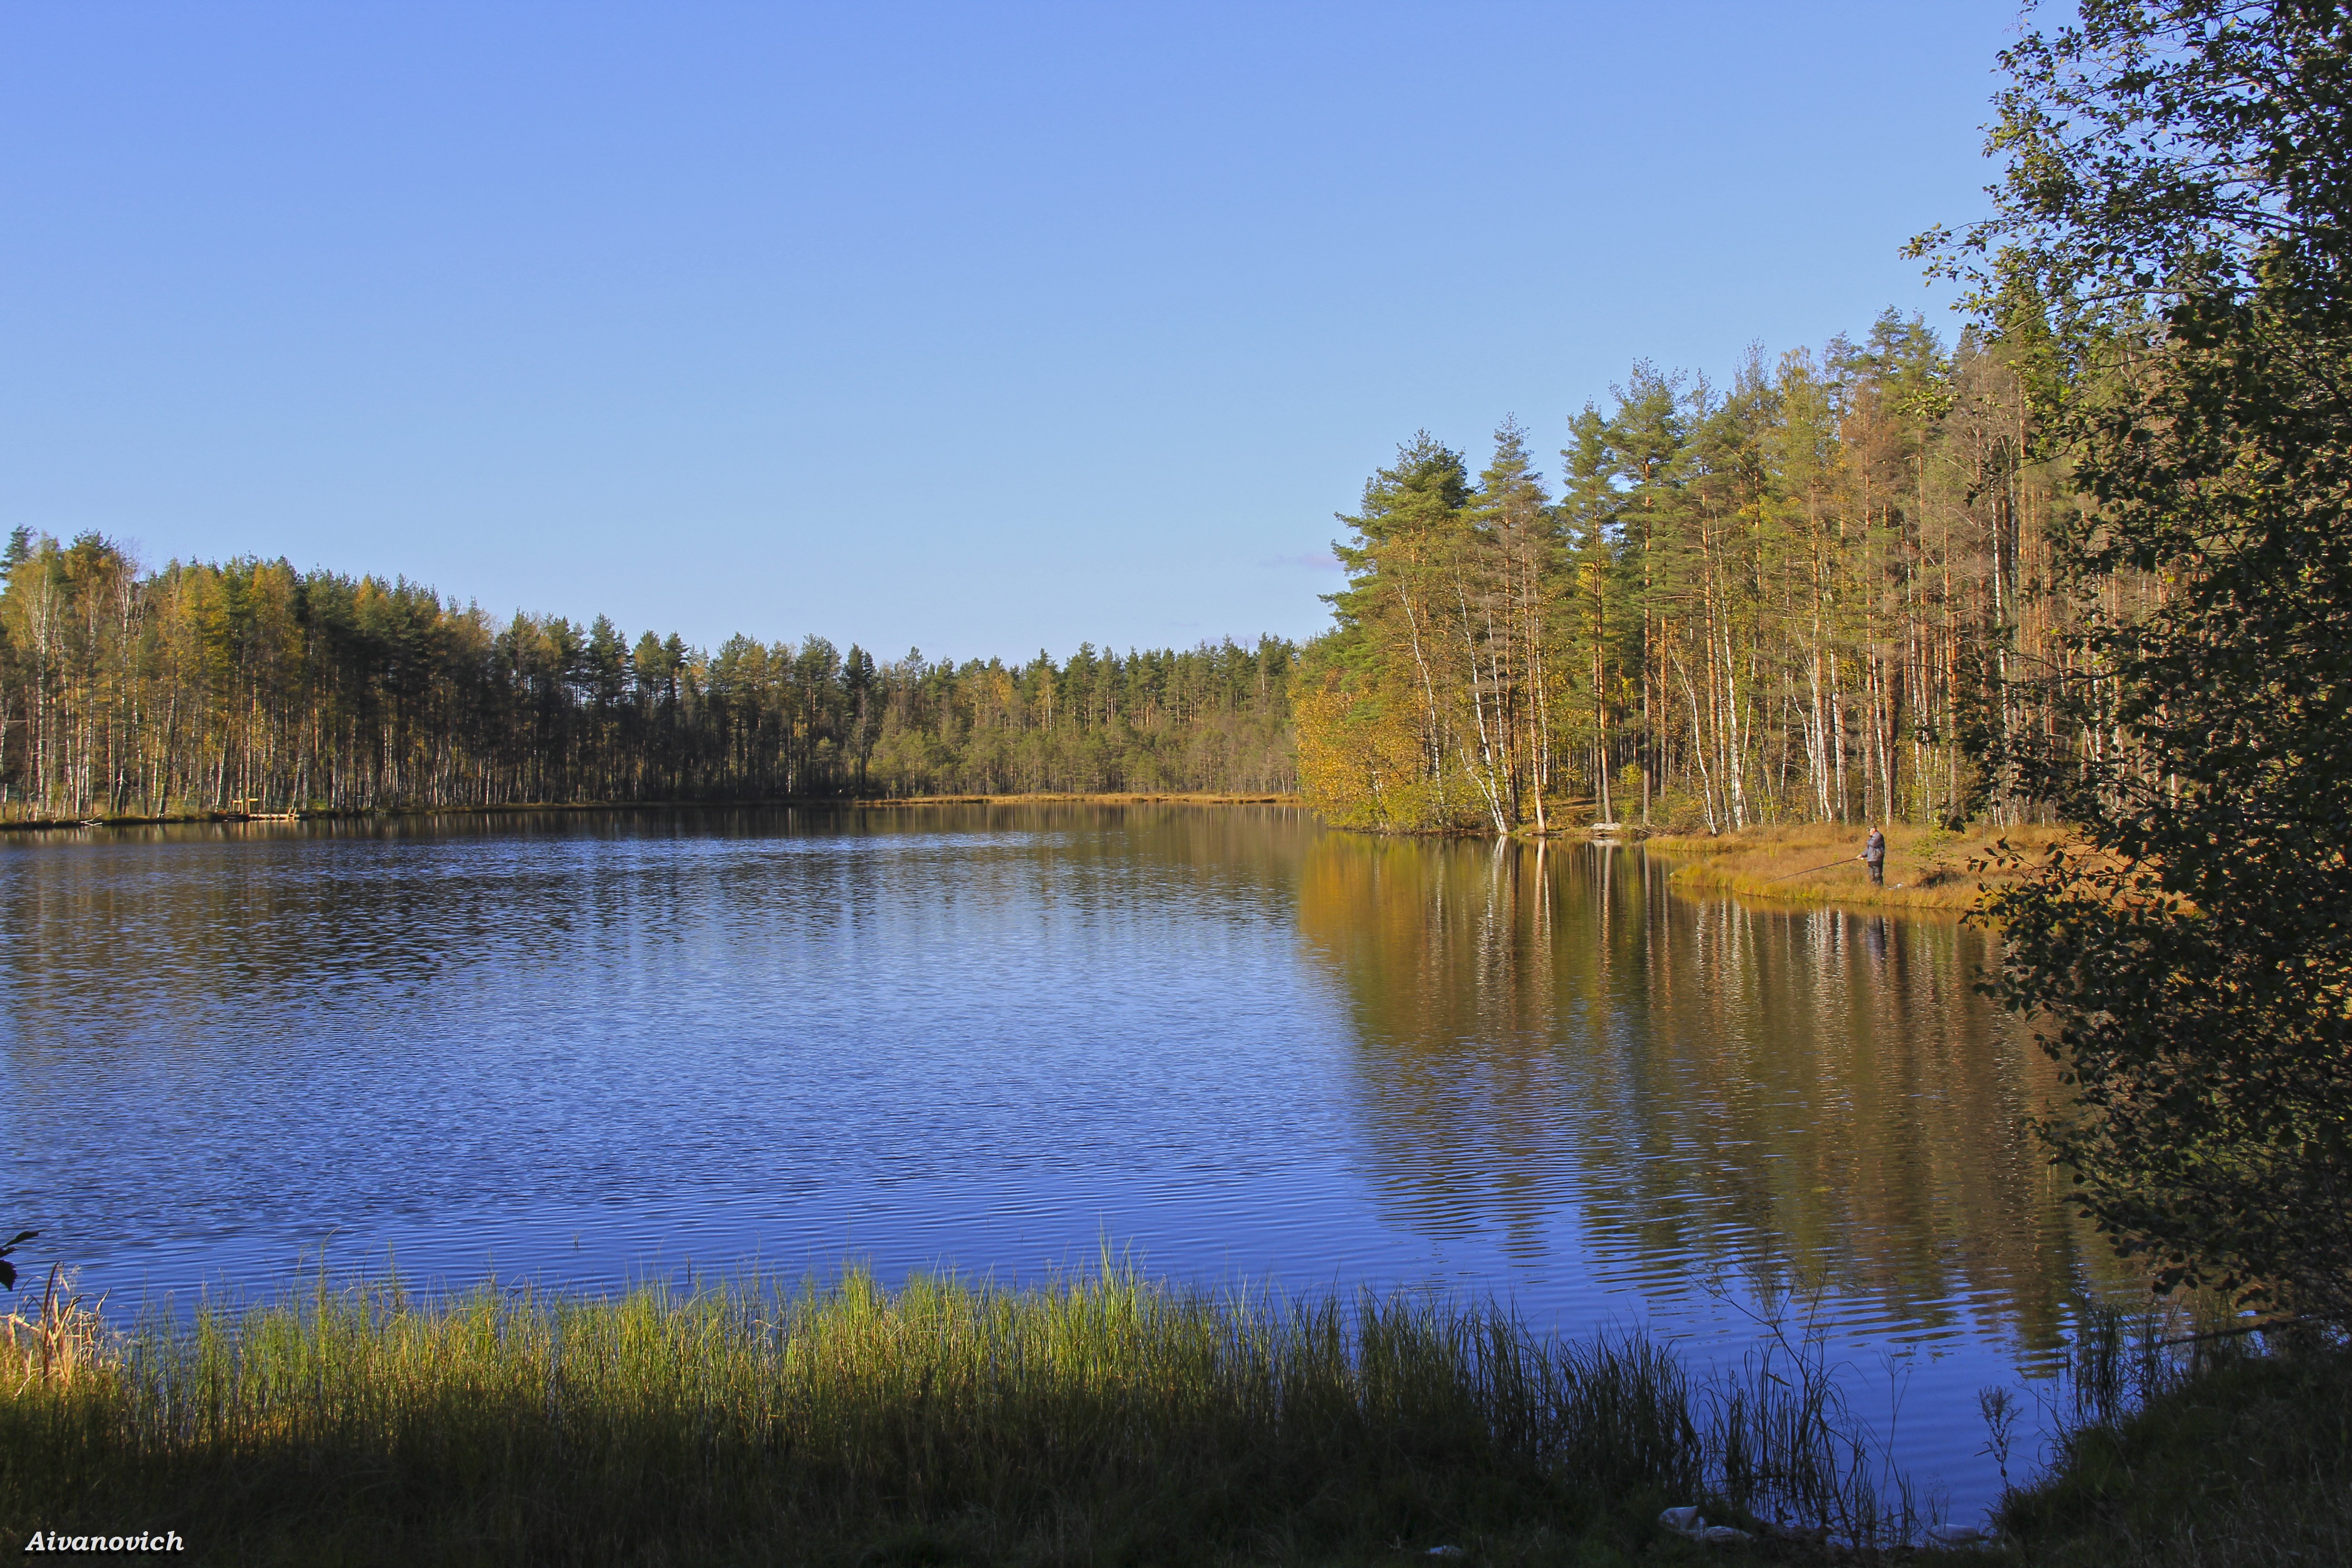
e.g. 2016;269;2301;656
843;792;1303;808
1643;820;2074;912
452;794;1307;810
0;1264;1944;1567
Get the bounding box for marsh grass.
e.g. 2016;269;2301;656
1704;1325;1936;1550
0;1262;1946;1566
1643;821;2072;912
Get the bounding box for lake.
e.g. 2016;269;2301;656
3;804;2131;1518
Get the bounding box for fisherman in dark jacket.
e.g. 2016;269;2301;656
1860;825;1886;887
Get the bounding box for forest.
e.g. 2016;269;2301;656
1295;309;2141;834
0;532;1297;817
0;303;2125;832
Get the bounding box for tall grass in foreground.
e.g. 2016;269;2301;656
0;1264;1933;1566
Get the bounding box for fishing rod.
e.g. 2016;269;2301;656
1769;855;1863;883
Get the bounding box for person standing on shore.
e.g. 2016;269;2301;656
1859;825;1886;887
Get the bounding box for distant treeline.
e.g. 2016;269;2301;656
0;533;1297;817
1298;310;2137;833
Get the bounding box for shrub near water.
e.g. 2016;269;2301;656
0;1265;1754;1566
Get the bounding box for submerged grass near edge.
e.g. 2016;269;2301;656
0;1262;1942;1567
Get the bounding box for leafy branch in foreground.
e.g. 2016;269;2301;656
0;1230;34;1293
1944;2;2352;1323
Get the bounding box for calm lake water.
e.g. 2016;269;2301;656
4;804;2132;1518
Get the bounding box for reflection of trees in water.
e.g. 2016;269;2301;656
1296;837;2129;1348
3;804;1322;1044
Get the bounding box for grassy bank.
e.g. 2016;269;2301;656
1644;821;2071;912
16;1268;2334;1566
1999;1336;2352;1566
0;1264;1936;1566
841;791;1301;808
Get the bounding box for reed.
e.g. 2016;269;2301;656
0;1262;1943;1565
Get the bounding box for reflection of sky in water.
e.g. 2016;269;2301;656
3;807;2136;1520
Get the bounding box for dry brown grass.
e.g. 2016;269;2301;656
1644;820;2074;912
853;791;1303;807
0;1265;108;1391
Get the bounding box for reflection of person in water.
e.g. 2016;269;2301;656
1865;914;1888;966
1859;824;1887;887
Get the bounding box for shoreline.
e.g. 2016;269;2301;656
5;801;2065;921
0;791;1305;833
1642;819;2071;913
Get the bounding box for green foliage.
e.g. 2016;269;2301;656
1949;2;2352;1323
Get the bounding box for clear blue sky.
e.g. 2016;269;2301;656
2;1;2023;664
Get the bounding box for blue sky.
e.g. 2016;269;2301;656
2;2;2024;663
